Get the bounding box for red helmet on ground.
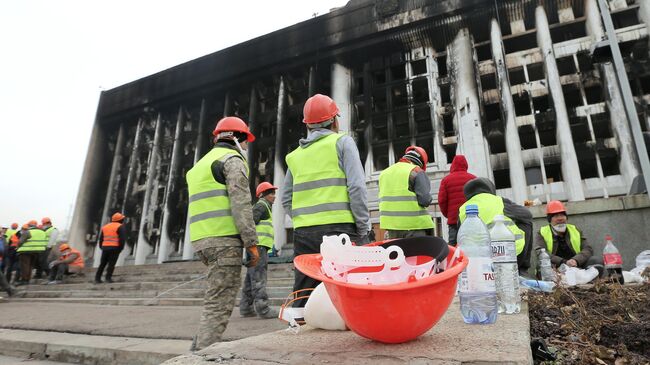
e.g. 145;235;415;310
59;243;70;252
42;217;51;225
404;146;429;171
256;182;278;198
303;94;339;124
28;220;38;227
11;223;18;229
111;212;125;222
212;116;255;142
546;200;567;215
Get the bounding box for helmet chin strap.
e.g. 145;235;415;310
232;136;248;160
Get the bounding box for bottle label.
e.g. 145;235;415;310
491;240;517;263
604;253;622;266
459;257;496;293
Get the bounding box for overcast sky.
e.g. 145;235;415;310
0;0;349;231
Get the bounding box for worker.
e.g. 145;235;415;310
240;182;279;319
41;217;59;276
95;212;127;284
186;116;260;351
458;178;533;274
47;243;84;284
0;269;15;297
16;220;48;285
281;94;371;307
535;200;602;270
4;223;21;283
438;155;476;246
379;146;435;238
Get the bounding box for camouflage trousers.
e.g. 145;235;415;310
195;243;243;350
240;246;270;316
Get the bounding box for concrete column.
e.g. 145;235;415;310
331;63;352;134
450;29;492;178
93;123;126;268
585;0;605;41
603;63;641;186
273;77;288;252
424;47;448;170
536;6;585;201
69;104;108;257
641;0;650;48
158;107;184;263
135;115;164;265
182;99;207;260
490;19;528;203
308;66;317;97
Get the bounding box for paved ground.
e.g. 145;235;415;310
0;302;286;341
0;355;72;364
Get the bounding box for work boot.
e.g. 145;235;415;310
14;280;28;286
258;307;279;319
47;280;61;285
94;279;103;284
106;278;114;283
240;307;256;318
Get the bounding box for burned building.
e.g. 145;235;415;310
70;0;650;266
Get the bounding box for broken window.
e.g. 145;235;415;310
437;55;448;78
527;63;545;82
493;169;512;189
411;59;427;76
412;78;429;103
481;73;497;90
556;57;577;76
509;67;526;86
545;163;564;183
584;84;604;104
519;125;538;150
570;116;591;144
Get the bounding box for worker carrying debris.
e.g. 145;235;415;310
379;145;435;238
48;243;84;284
281;93;371;307
186;116;260;351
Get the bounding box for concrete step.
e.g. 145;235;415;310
19;286;293;299
101;261;293;275
0;328;188;365
10;296;288;306
22;277;294;291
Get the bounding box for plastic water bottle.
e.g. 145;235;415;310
603;235;624;284
519;277;556;292
457;205;497;324
538;248;557;282
489;215;520;314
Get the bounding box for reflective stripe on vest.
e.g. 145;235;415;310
186;147;249;242
255;200;274;249
17;228;48;253
540;224;581;255
379;162;434;230
62;248;85;268
285;133;354;229
458;193;526;255
101;222;122;247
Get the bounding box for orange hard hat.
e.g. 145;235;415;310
256;182;278;198
546;200;567;215
404;146;429;171
22;224;29;229
303;94;339;124
42;217;51;225
59;243;70;252
212;116;255;142
111;212;125;222
11;223;18;229
28;220;38;227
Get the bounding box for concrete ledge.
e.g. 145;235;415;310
529;194;650;218
0;329;189;365
164;298;533;365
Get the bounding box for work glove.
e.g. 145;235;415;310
243;245;260;268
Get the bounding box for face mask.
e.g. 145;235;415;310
552;223;567;233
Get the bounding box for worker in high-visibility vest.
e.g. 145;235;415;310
281;94;371;307
379;146;435;239
47;243;85;284
458;177;533;274
186;116;260;351
95;212;127;283
240;182;279;319
41;217;60;274
16;220;48;285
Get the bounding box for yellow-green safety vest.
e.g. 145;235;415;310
458;193;526;255
44;226;56;244
4;229;16;241
285;133;355;229
255;200;274;249
17;228;48;253
540;224;581;255
186;147;249;242
379;162;434;231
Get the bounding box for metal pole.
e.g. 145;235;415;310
597;0;650;193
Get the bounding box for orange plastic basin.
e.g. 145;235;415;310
294;243;467;344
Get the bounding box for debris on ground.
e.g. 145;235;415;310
528;281;649;365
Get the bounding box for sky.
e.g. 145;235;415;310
0;0;349;231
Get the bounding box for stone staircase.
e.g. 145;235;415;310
13;259;295;307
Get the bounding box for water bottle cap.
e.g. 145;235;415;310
465;204;479;215
493;215;505;222
605;234;612;241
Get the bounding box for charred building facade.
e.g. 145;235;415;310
70;0;650;265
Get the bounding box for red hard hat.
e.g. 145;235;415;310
11;223;18;229
405;146;429;171
28;220;38;227
111;212;125;222
212;116;255;142
546;200;567;215
256;182;278;198
42;217;51;225
303;94;339;124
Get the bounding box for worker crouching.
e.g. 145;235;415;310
48;243;84;284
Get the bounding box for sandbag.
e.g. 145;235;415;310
304;283;347;331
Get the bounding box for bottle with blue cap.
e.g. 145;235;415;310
457;204;498;324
